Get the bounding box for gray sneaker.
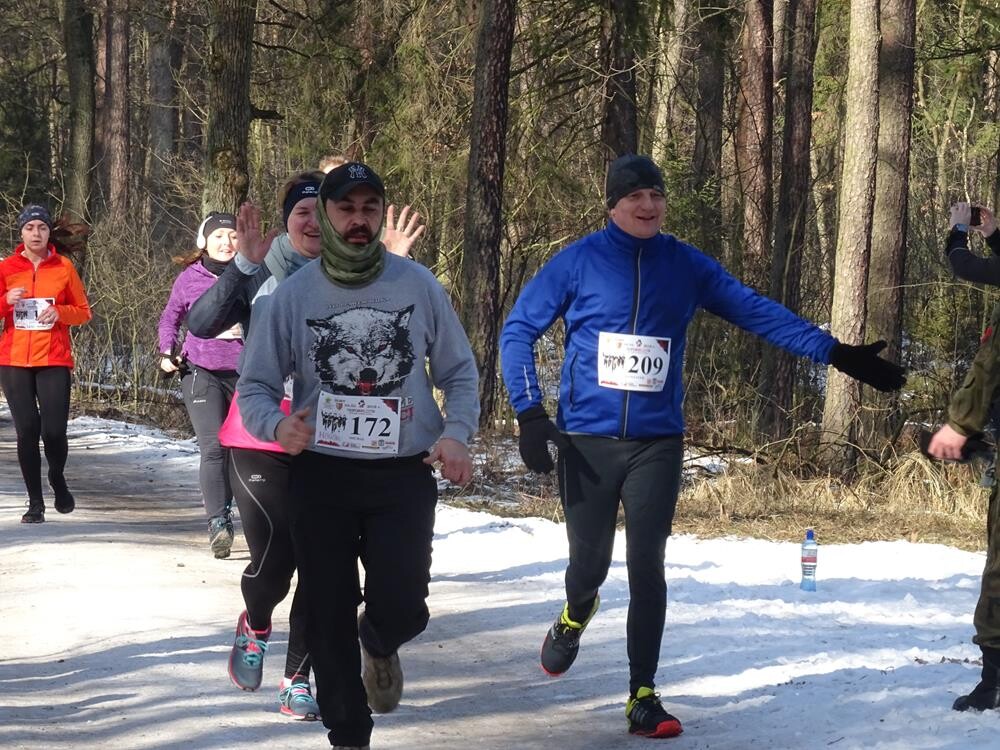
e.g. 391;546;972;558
209;514;234;559
360;641;403;713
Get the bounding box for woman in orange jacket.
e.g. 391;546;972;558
0;204;92;523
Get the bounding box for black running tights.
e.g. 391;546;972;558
558;433;683;695
0;365;71;507
229;447;310;681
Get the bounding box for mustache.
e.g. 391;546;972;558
344;226;374;242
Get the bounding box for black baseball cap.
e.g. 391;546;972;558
319;162;385;203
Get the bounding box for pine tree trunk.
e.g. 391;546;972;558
106;0;131;220
652;0;691;165
821;0;880;472
735;0;773;290
146;0;180;241
601;0;639;161
61;0;96;223
459;0;517;429
761;0;818;438
866;0;914;443
689;0;728;258
202;0;256;214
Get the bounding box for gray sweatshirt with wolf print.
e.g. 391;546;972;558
237;253;480;459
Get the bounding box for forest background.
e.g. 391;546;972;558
1;0;999;542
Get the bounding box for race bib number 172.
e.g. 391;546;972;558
597;332;671;392
315;392;401;454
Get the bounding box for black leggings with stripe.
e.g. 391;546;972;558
0;365;71;507
229;446;310;681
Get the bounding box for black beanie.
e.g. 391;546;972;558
17;204;52;231
197;212;237;249
605;155;665;209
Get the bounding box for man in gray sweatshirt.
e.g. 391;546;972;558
238;161;479;750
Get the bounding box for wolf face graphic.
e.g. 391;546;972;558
306;305;415;396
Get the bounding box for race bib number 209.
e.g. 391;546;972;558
597;331;671;392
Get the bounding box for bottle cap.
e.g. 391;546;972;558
805;529;815;540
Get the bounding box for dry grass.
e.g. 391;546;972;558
673;454;988;551
449;434;991;552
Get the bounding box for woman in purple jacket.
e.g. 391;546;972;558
158;212;243;559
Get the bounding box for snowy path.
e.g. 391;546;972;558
1;411;999;749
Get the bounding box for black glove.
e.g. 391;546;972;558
918;428;994;464
516;405;567;474
829;341;906;392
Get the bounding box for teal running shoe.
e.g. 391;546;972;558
228;611;269;691
279;679;320;721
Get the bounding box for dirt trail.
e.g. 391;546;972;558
0;415;642;750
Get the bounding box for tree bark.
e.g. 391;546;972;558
760;0;818;439
202;0;256;214
60;0;96;222
106;0;131;220
146;0;180;239
601;0;639;161
821;0;880;472
689;0;729;258
735;0;773;290
652;0;691;165
459;0;517;429
866;0;914;442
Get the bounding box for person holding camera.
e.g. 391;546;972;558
158;212;243;559
946;202;1000;285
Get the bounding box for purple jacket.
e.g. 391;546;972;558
158;261;243;372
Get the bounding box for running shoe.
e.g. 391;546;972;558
228;611;270;691
626;687;683;738
49;476;75;514
278;679;320;721
540;595;600;676
209;513;234;559
20;506;44;524
331;746;370;749
360;641;403;713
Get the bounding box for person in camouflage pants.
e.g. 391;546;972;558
929;202;1000;711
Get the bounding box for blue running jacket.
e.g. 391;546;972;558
500;220;837;439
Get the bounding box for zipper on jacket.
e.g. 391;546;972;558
568;351;578;408
619;246;643;439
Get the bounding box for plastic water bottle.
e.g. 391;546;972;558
800;528;817;591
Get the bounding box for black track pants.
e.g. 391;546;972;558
229;447;310;681
288;449;437;749
0;365;71;507
181;366;237;520
558;433;683;695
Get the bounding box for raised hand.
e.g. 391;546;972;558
383;204;426;258
236;202;280;265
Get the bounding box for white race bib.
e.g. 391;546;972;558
597;331;671;392
13;298;55;330
315;392;401;455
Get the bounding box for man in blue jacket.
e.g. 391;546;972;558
499;154;906;739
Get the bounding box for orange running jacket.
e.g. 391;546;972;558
0;244;92;368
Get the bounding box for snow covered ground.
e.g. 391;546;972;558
1;408;999;749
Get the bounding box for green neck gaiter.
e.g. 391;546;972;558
316;199;385;286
